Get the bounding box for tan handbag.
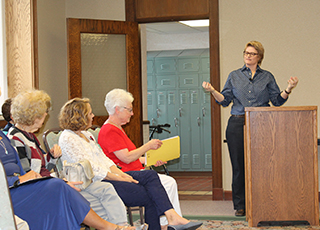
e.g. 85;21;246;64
62;159;94;190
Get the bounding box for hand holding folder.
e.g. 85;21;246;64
145;136;180;167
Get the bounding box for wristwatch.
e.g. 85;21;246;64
284;89;291;95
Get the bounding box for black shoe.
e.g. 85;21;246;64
235;209;245;216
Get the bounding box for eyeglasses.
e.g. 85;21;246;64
243;51;258;57
123;107;133;113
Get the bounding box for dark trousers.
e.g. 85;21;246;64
103;170;173;230
226;116;245;210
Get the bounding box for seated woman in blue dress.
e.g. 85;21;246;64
58;97;203;230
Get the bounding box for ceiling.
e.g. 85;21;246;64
145;21;209;34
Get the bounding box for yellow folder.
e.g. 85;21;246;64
145;136;180;167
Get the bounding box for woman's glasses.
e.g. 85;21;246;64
243;51;258;57
123;107;133;113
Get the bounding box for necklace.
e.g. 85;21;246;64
106;120;126;135
0;137;8;154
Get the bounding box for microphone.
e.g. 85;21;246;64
163;123;171;127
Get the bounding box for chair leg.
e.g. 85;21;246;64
127;207;134;226
139;206;144;224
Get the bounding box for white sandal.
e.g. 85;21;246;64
137;223;148;230
115;223;148;230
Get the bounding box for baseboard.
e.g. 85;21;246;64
169;171;212;177
223;190;232;200
179;194;212;200
170;172;233;201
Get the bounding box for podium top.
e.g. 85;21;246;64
245;106;317;112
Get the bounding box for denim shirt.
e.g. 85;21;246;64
218;65;287;115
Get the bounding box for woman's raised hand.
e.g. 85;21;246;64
202;81;215;92
287;77;299;90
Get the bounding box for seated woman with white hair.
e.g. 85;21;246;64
98;88;182;227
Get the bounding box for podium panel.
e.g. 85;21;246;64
244;106;319;227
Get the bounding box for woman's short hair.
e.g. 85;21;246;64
1;98;12;122
59;98;91;131
104;88;134;115
11;90;51;126
244;41;264;65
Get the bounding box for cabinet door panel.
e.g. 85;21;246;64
155;58;176;74
166;90;180;170
179;90;191;169
179;74;199;88
147;90;157;126
154;91;168;140
201;89;212;169
156;75;176;89
147;59;154;74
190;89;201;169
177;58;200;72
200;57;210;73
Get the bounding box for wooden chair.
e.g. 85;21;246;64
42;128;144;226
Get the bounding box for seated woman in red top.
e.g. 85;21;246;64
98;88;182;227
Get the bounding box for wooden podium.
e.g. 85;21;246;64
244;106;319;227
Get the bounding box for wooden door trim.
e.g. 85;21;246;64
67;18;143;146
126;0;222;200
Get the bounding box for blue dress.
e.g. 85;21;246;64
0;131;90;230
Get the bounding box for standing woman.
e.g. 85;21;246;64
202;41;298;216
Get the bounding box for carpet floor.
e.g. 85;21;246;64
132;217;320;229
190;219;320;229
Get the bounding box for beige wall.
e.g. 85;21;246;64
219;0;320;191
36;0;320;191
37;0;125;134
37;1;68;134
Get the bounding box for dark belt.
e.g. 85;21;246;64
231;114;245;118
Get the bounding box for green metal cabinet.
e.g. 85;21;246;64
147;49;212;171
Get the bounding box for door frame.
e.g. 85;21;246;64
126;0;223;200
67;18;143;146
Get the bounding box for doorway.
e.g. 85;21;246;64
141;21;211;172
